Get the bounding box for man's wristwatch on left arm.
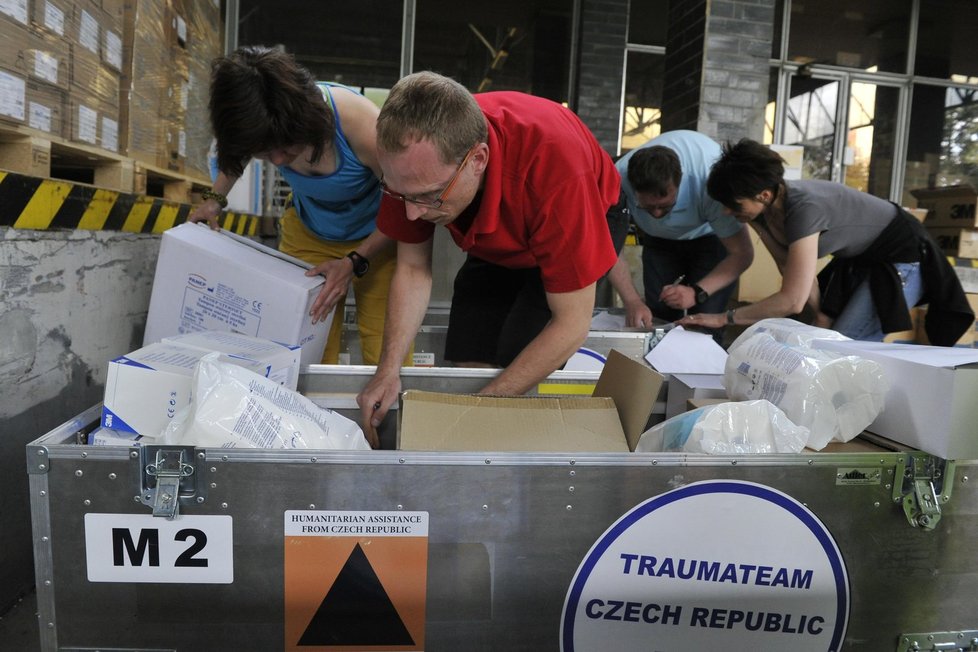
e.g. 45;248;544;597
690;283;709;305
346;251;370;278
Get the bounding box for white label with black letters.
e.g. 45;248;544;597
85;513;233;583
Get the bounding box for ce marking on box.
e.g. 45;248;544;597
84;513;233;583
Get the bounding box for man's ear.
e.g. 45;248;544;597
470;142;490;174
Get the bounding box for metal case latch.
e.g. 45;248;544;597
896;630;978;651
892;454;955;530
139;447;197;518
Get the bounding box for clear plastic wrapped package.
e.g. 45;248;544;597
727;318;851;350
635;399;809;454
724;319;887;450
156;353;370;450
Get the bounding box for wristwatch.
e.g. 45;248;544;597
691;283;709;305
346;251;369;278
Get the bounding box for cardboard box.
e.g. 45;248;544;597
911;185;977;229
161;330;301;389
958;229;978;259
101;340;298;436
26;80;65;136
925;227;962;257
144;223;330;365
88;427;143;446
951;259;978;294
0;69;27;126
814;339;978;459
398;349;664;452
666;373;727;420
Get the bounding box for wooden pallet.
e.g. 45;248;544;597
0;122;210;203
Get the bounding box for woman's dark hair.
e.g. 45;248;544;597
707;138;785;210
627;145;682;197
209;45;333;177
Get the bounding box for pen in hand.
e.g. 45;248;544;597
672;275;687;317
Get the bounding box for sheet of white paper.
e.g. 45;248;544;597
590;310;626;330
644;326;728;374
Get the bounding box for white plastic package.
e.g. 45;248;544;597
635;399;809;454
728;318;851;350
156;353;370;450
724;320;887;450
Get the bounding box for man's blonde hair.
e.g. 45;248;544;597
377;71;488;163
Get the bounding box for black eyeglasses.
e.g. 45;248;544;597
380;146;477;209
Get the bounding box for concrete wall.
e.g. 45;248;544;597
0;228;159;611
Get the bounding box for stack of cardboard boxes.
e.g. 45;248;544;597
0;0;219;180
119;0;220;177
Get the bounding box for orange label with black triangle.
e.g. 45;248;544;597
284;510;428;651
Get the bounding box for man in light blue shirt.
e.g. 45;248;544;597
607;130;753;336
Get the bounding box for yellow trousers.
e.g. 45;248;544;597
278;209;411;366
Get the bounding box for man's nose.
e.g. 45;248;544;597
404;202;428;222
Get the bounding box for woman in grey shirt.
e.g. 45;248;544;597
676;139;971;345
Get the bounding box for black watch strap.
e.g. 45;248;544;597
691;283;709;305
346;251;369;277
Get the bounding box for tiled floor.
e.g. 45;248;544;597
0;588;41;651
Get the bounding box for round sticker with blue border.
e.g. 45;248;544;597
561;480;849;652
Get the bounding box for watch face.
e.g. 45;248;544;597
348;253;368;277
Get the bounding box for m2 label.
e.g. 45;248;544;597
84;513;233;583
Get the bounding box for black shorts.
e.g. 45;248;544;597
444;256;551;367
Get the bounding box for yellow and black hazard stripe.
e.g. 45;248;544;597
0;170;259;235
948;256;978;268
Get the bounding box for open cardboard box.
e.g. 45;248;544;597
397;350;664;452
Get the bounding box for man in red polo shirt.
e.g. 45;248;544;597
356;71;621;446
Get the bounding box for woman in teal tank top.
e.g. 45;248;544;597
188;47;406;411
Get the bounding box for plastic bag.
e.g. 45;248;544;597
728;318;850;350
724;320;887;450
156;353;370;450
635;399;809;454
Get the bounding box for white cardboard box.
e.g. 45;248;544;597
101;341;291;436
144;223;330;365
814;340;978;459
162;330;300;390
665;373;727;420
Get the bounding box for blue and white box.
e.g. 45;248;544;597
143;223;331;365
162;330;301;390
101;340;294;436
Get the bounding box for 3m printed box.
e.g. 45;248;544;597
162;330;301;389
101;341;294;436
144;223;330;364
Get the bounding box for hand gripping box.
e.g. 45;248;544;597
144;223;330;365
101;340;293;437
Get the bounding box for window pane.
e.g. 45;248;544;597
915;0;978;80
783;75;840;180
620;51;664;153
237;0;402;88
905;84;978;197
628;0;668;46
764;67;779;144
786;0;911;73
414;0;574;100
844;83;898;198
